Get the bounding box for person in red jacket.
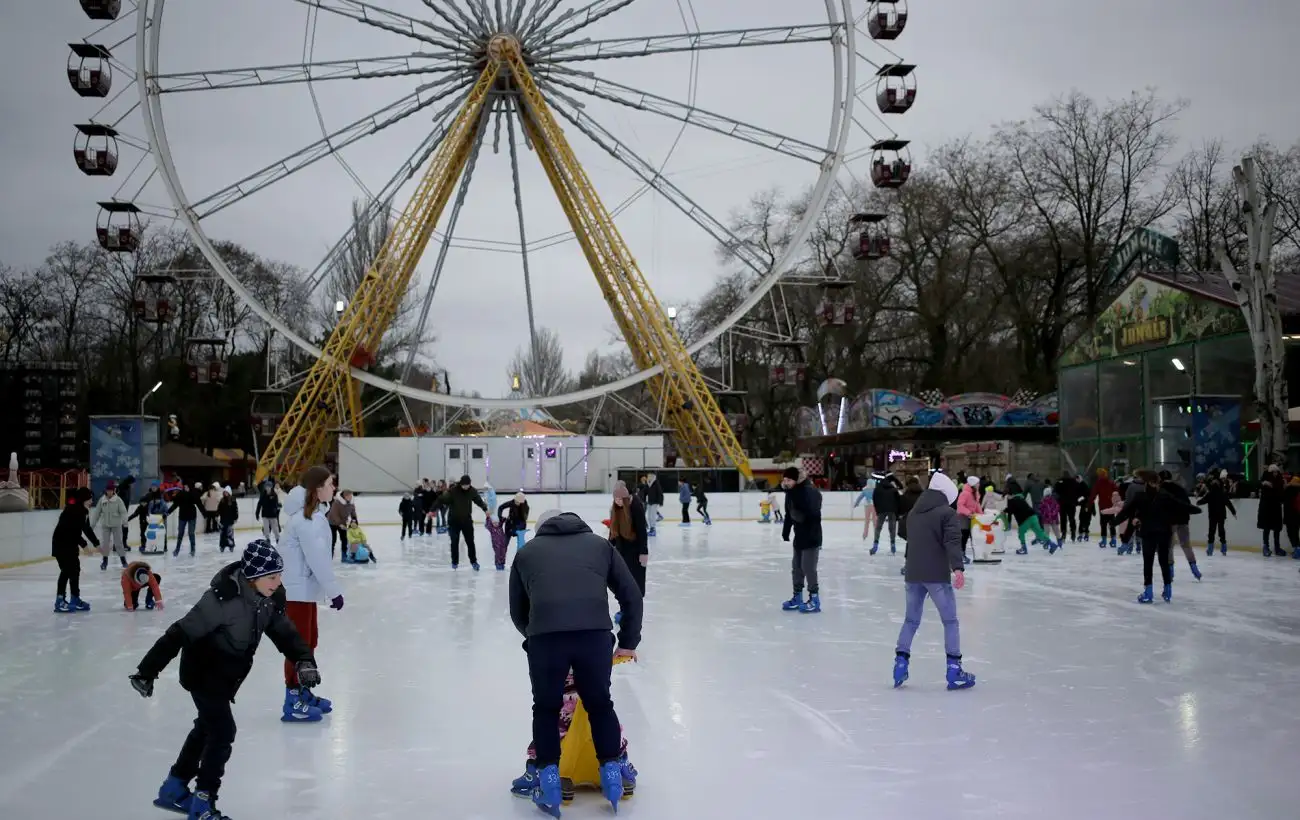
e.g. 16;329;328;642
122;561;164;611
1089;468;1119;548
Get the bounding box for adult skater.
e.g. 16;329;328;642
780;467;824;613
201;482;222;534
278;465;342;722
871;471;903;554
1089;468;1119;547
1159;470;1201;580
693;482;711;525
92;480;129;571
1257;464;1286;557
166;483;201;556
254;478;282;543
130;540;320;820
117;475;136;550
327;489;358;561
854;474;879;541
678;480;692;525
1196;469;1235;555
643;473;664;536
52;487;98;613
1024;473;1046;508
508;509;643;816
1113;469;1201;603
1053;472;1083;541
438;474;489;569
891;471;974;691
499;491;530;550
608;481;648;598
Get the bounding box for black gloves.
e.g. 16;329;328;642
129;674;154;698
296;660;321;689
330;595;344;611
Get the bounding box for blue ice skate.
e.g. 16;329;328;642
893;652;909;688
1014;546;1028;555
153;774;192;814
69;597;90;612
1137;584;1153;604
599;759;624;810
1220;542;1227;555
1264;545;1273;557
1206;542;1215;557
532;763;563;817
800;593;821;613
472;562;481;571
890;543;897;554
945;656;975;690
188;791;227;820
1048;541;1061;555
1162;583;1172;602
647;527;656;537
1169;564;1174;580
781;593;804;611
869;543;879;555
619;754;637;797
1293;547;1300;559
1190;562;1202;580
1109;537;1117;549
281;687;323;722
300;687;332;713
54;595;71;613
511;761;538;796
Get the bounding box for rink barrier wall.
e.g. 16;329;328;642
0;494;1281;569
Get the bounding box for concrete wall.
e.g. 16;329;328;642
0;494;1277;569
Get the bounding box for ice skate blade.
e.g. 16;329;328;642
151;797;191;814
946;679;976;691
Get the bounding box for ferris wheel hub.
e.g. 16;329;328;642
486;34;520;62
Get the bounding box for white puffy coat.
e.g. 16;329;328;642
91;493;129;529
279;485;343;604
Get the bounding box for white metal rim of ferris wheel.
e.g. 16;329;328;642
135;0;856;410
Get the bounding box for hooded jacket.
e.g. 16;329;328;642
956;483;982;518
498;499;530;537
872;475;902;515
903;473;964;584
255;481;281;519
91;492;129;529
279;486;342;604
51;497;99;558
896;482;925;541
782;479;823;549
1115;484;1202;538
136;562;313;701
437;483;488;526
508;512;643;650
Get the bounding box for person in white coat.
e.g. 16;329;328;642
92;480;130;571
276;465;343;723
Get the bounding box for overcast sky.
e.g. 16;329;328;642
3;0;1298;397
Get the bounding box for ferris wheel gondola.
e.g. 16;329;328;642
79;0;123;20
96;201;141;252
867;0;909;40
73;123;119;176
185;336;230;386
67;43;113;98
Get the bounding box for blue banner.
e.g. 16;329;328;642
1191;399;1242;475
89;416;144;498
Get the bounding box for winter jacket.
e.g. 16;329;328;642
1115;485;1202;538
166;489;201;521
956;484;982;518
896;486;924;541
902;474;964;584
1196;480;1236;520
1285;484;1300;523
399;496;416;521
129;491;168;523
51;501;99;558
693;486;708;504
135;562;313;702
1025;477;1046;507
782;479;823;549
327;498;357;528
508;512;643;650
678;483;692;505
498;500;530;537
645;480;664;507
608;498;649;557
1005;494;1036;525
202;489;223;514
1037;494;1060;526
1089;476;1118;511
437;484;488;526
255;483;281;519
1004;477;1024;497
872;477;902;515
91;493;129;530
279;486;343;604
1054;477;1083;511
1162;482;1193;526
1123;480;1144;505
1256;476;1284;529
217;497;239;527
483;486;498;512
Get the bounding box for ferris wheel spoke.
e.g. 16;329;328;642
545;67;830;165
529;0;642;45
541;85;770;277
518;0;563;39
291;0;469;50
539;23;841;63
192;76;472;219
505;98;540;362
149;53;467;93
419;0;479;40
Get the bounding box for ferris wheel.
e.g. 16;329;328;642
66;0;915;483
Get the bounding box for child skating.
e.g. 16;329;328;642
121;561;164;611
1004;491;1054;554
53;488;98;612
891;472;974;690
129;540;320;820
1038;487;1062;550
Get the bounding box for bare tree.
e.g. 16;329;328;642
507;326;571;397
1215;155;1286;465
1169;140;1241;271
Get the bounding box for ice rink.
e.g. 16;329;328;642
2;512;1298;820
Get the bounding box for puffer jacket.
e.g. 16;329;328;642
135;562;313;701
327;497;357;528
255;481;281;519
202;489;223;513
436;484;487;526
51;499;99;558
956;484;982;518
91;493;129;529
902;473;964;584
279;486;343;604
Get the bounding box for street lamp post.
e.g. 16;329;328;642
140;380;163;417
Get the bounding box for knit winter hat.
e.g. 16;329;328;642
966;475;979;487
535;508;564;529
782;467;800;481
241;539;284;580
613;481;631;501
928;472;958;505
459;474;472;486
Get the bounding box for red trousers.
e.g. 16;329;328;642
283;601;318;686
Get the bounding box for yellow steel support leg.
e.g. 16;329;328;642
255;62;502;484
503;44;750;478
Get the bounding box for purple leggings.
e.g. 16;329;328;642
895;582;961;657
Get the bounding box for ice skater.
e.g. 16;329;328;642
643;473;664;535
891;472;974;690
780;467;824;613
678;480;692;525
499;491;530;550
254;478;282;543
121;561;164;611
1113;469;1201;603
130;540;321;820
1005;490;1054;554
438;474;490;569
399;492;417;540
854;474;878;540
1257;464;1286;557
92;480;129;571
956;476;982;563
216;487;238;552
1038;487;1062;548
1196;469;1235;555
693;483;711;525
870;472;903;554
1089;468;1120;547
52;487;98;613
1159;470;1202;580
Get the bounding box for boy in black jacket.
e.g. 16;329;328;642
130;540;319;820
52;487;99;613
253;479;282;543
1114;470;1202;604
781;467;824;613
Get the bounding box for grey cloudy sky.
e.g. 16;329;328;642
3;0;1298;397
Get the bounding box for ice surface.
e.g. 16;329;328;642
2;511;1299;820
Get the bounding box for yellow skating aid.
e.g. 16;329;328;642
558;655;634;803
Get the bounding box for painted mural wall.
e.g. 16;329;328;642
795;391;1058;436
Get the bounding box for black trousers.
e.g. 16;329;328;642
1287;518;1300;550
330;525;348;557
615;542;646;596
1099;514;1117;540
55;552;81;598
527;630;621;768
681;503;690;523
1061;507;1078;540
448;521;477;565
1207;517;1226;545
1141;532;1173;586
170;692;236;798
1261;527;1281;550
401;518;414;538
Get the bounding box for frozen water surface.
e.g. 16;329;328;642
1;514;1298;820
